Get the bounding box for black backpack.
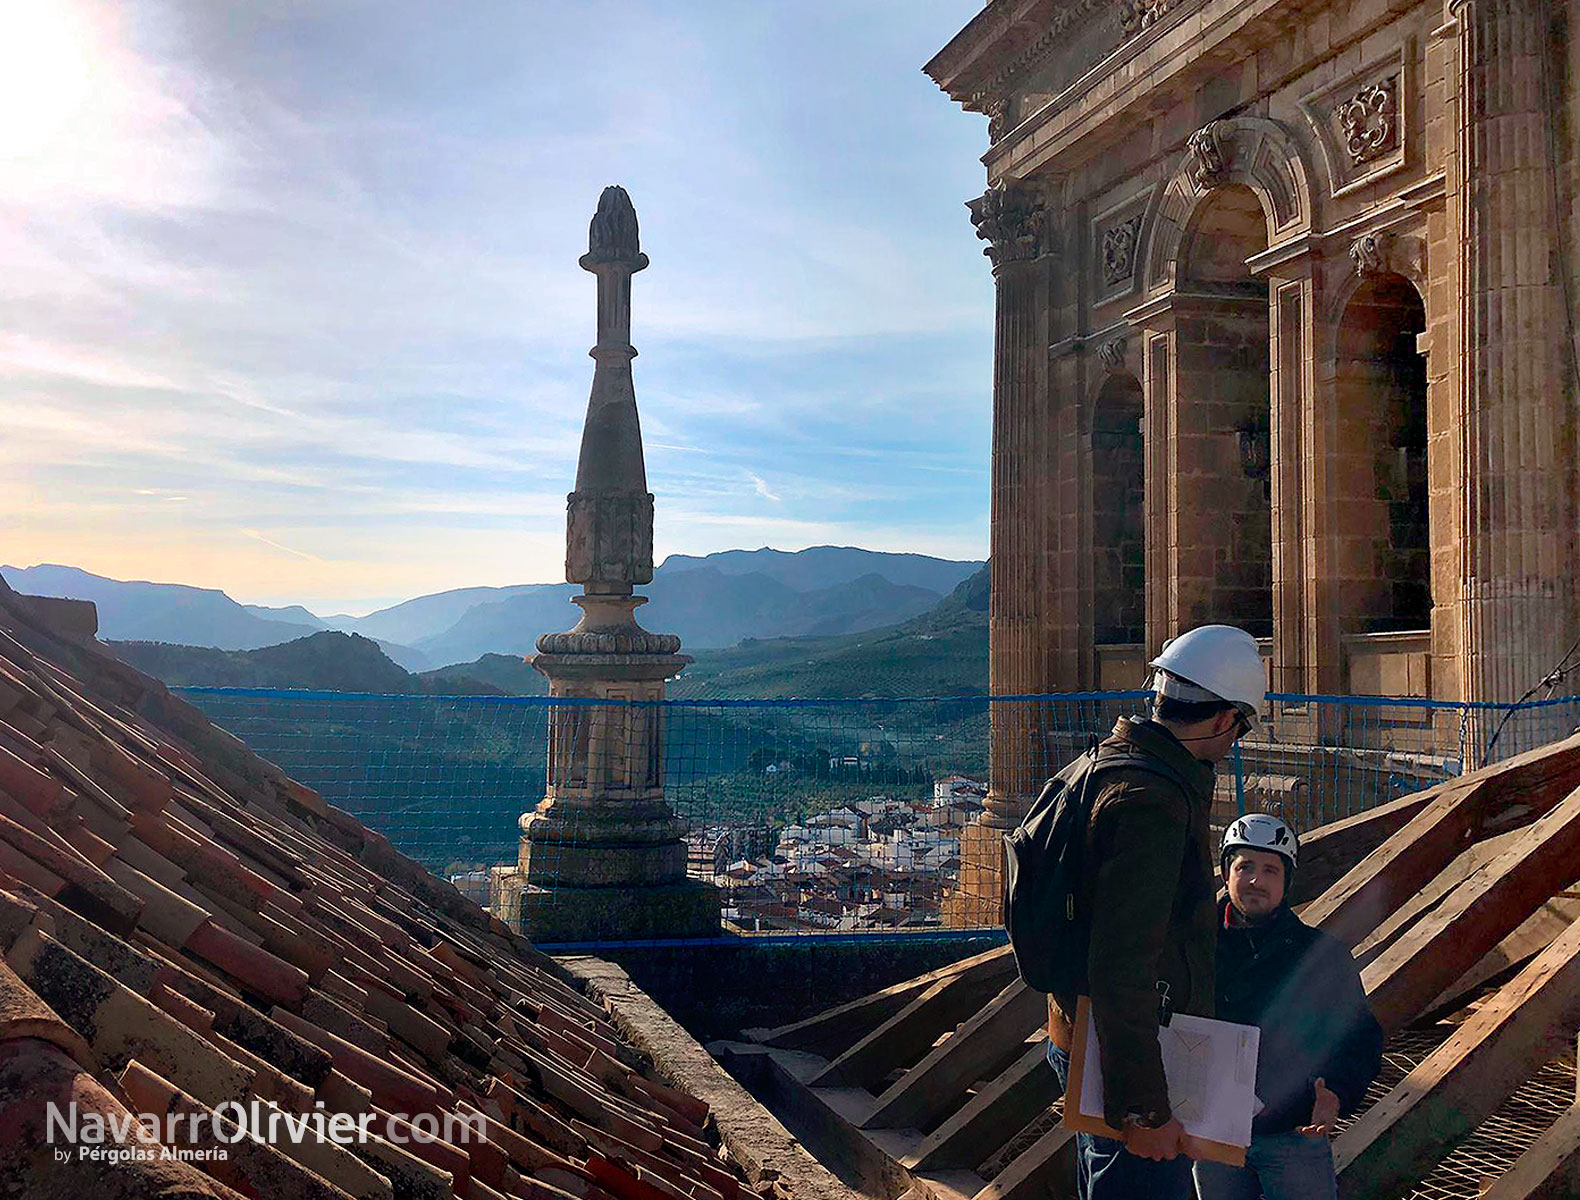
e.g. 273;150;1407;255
1002;745;1191;995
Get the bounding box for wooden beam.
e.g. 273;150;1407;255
1420;895;1580;1021
711;1040;998;1200
750;946;1013;1056
1478;1103;1580;1200
1361;784;1580;1031
862;980;1046;1131
1291;790;1439;905
910;1170;983;1200
712;1042;910;1199
1350;829;1525;969
1334;913;1580;1198
810;951;1020;1089
1303;732;1580;948
903;1043;1054;1173
969;1122;1075;1200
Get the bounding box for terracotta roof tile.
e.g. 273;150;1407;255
118;1059;359;1200
0;580;759;1200
0;1037;246;1199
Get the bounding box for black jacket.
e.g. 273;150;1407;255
1216;900;1384;1136
1050;717;1219;1126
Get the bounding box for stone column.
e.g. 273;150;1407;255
1138;315;1175;659
1265;273;1315;698
503;187;720;942
1446;0;1578;759
946;181;1054;927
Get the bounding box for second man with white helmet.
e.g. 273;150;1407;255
1194;814;1383;1200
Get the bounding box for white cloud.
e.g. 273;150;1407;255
241;529;325;562
3;0;991;607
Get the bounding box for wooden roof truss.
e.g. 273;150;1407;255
713;731;1580;1199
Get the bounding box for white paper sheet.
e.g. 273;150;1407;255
1077;1003;1261;1149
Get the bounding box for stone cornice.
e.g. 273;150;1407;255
1245;233;1318;276
983;0;1265;175
1049;320;1131;360
926;0;1112;113
980;0;1410;182
1316;173;1446;245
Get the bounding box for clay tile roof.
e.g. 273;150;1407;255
0;578;755;1200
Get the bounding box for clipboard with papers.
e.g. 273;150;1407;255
1064;994;1261;1167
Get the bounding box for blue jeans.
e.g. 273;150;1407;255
1045;1041;1195;1200
1194;1131;1339;1200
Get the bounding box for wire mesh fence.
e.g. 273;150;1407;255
174;686;1580;944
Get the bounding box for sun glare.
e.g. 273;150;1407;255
0;0;99;160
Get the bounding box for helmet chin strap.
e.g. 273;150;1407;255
1157;712;1243;743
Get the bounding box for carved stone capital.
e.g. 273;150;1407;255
1097;336;1128;371
1184;120;1233;191
1348;231;1394;277
969;183;1053;267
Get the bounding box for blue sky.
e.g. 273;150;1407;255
0;0;991;614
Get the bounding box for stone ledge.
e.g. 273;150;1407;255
562;955;874;1200
513;880;721;943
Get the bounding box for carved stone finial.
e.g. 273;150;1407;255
1097;337;1128;372
968;183;1051;267
564;186;655;599
1349;232;1392;278
1185;120;1232;191
582;185;647;269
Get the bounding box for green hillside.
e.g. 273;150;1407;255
128;568;992;873
423;652;547;695
109;632;497;695
669;563;987;699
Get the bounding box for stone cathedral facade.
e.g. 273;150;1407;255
927;0;1580;921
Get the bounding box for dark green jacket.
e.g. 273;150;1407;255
1051;716;1218;1126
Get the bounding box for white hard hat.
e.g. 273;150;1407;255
1221;812;1298;869
1149;624;1267;728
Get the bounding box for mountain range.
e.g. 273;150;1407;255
106;563;991;699
2;547;982;670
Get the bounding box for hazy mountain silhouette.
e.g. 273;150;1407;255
4;547;981;671
111;565;990;701
2;564;321;651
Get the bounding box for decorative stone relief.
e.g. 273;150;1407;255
1185;121;1232;191
1298;49;1409;197
1101;215;1144;287
1349;232;1393;277
1119;0;1180;38
970;184;1051;267
1337;77;1398;166
986;98;1009;144
1097;336;1128;371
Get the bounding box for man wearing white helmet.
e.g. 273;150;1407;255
1194;814;1382;1200
1044;624;1266;1199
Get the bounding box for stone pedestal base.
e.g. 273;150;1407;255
943;820;1008;928
519;800;689;887
510;879;721;944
